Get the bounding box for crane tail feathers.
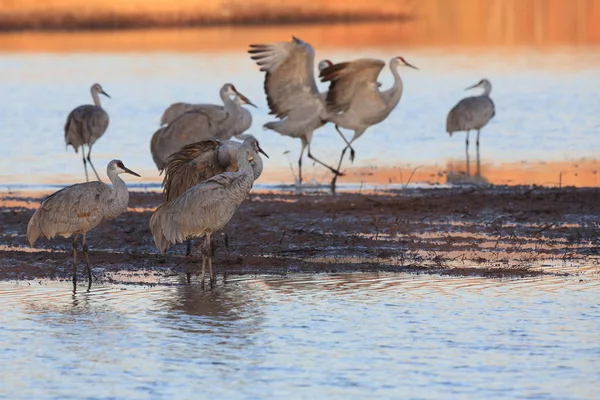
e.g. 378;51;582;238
149;204;173;255
26;209;42;247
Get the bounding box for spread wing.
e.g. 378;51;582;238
161;139;227;201
248;36;323;121
319;59;386;113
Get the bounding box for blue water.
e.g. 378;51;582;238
1;273;599;399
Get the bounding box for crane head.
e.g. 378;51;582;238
465;79;492;92
318;59;333;72
91;83;111;98
109;159;141;177
394;56;418;70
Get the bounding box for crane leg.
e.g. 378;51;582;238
82;234;92;291
87;145;103;183
465;131;471;176
200;246;207;289
72;235;78;290
82;151;89;182
307;144;345;176
206;233;215;289
335;125;356;163
298;137;307;185
330;145;350;194
184;239;193;284
476;129;481;177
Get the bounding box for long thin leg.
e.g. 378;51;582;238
87;145;103;183
206;233;215;288
185;239;193;284
82;233;92;291
72;235;78;289
307;143;344;176
465;130;471;176
335;125;356;162
200;245;207;289
298;137;307;185
82;150;89;182
476;129;481;178
330;145;349;194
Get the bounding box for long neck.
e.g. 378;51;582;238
384;61;404;109
221;89;238;114
91;90;102;107
481;84;492;97
104;171;130;219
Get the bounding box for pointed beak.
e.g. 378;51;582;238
123;166;140;177
465;83;479;91
257;145;269;159
239;93;257;108
404;61;418;70
101;90;111;98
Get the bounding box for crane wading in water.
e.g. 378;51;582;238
446;78;495;177
248;36;347;185
150;84;256;171
26;160;140;290
149;145;259;288
161;135;268;269
64;83;111;182
319;57;418;192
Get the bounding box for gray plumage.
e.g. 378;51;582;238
248;37;344;184
319;56;418;191
446;78;495;177
160;93;254;128
149;145;258;288
26;159;140;290
150;83;256;171
64;83;111;182
162;135;269;202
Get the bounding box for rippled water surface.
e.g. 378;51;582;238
1;273;599;399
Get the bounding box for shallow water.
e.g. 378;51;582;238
1;273;599;399
0;26;599;189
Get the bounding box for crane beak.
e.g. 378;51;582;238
124;166;141;177
257;146;269;159
101;90;111;98
404;61;418;70
239;94;257;108
465;83;479;91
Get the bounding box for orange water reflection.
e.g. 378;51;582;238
0;0;599;52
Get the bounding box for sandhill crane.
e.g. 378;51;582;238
150;83;256;171
26;159;140;290
248;37;348;185
162;135;269;264
160;92;255;128
64;83;111;182
446;79;495;177
319;57;418;192
149;145;258;288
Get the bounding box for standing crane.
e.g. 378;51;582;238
149;145;259;288
248;36;348;185
446;78;495;177
161;135;269;267
319;57;418;192
64;83;111;182
150;83;256;171
160;92;255;128
26;159;140;290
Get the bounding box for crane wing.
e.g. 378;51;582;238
248;36;322;120
319;59;386;113
161;139;225;201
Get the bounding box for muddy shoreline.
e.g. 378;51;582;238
1;185;599;285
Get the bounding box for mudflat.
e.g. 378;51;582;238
1;186;599;284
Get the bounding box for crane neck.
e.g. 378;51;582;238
220;89;238;114
91;90;102;107
105;170;130;219
384;61;404;108
481;85;492;97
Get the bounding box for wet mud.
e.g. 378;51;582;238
1;185;599;285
